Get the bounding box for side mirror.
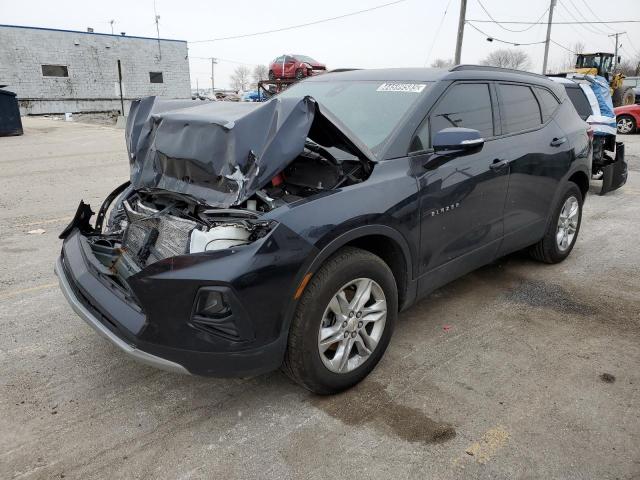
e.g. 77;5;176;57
433;127;484;154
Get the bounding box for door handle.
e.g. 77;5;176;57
550;136;567;147
489;159;508;171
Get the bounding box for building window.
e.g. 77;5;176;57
149;72;164;83
42;65;69;77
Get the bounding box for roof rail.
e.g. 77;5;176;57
449;64;548;80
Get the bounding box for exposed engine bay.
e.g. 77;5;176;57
74;141;370;285
240;142;368;211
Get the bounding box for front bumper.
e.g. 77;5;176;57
54;257;189;374
55;225;312;377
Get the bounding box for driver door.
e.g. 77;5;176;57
411;82;510;292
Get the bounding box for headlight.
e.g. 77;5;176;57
189;225;251;253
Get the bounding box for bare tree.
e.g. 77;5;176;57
430;58;454;69
558;42;585;72
480;49;531;71
618;57;640;76
252;65;268;87
230;65;251;92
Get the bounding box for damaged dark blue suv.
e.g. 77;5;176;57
56;66;592;394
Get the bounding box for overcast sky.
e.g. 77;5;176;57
3;0;640;89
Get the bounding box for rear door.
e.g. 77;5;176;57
497;83;572;254
411;82;509;282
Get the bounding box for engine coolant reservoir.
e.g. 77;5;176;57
189;225;251;253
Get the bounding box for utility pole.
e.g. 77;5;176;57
608;32;625;72
211;57;218;95
117;60;125;115
154;15;162;60
109;20;115;35
454;0;467;65
542;0;557;74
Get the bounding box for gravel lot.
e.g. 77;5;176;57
1;117;639;480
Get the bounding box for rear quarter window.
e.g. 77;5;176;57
564;87;592;120
534;87;560;122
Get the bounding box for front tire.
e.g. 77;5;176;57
617;115;637;134
529;183;583;264
282;247;397;394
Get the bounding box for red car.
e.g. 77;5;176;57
614;103;640;134
268;54;326;80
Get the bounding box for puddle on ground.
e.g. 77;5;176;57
505;279;598;316
310;380;456;444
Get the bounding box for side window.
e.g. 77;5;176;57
498;84;542;133
410;83;493;152
284;55;294;63
274;56;284;63
534;87;560;122
566;87;592;120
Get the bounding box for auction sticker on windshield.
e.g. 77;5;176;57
377;83;427;93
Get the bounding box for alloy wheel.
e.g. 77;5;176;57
617;117;634;134
317;278;387;374
556;196;579;252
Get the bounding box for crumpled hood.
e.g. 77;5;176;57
125;95;375;207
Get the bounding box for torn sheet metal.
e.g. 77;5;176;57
125;95;375;207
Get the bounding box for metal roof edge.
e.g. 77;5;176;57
0;23;187;43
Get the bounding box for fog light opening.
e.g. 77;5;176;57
195;290;230;318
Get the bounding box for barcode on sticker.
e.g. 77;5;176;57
376;83;427;93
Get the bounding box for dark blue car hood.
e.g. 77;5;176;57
125;96;375;207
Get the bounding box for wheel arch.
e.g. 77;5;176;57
568;170;590;201
305;225;414;312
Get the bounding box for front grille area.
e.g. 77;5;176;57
61;255;121;332
122;200;197;268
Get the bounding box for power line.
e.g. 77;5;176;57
578;0;617;33
550;38;577;53
466;19;640;25
475;0;548;33
465;21;546;46
423;0;454;66
190;56;257;66
623;32;640;57
189;0;407;43
466;20;574;55
561;0;609;35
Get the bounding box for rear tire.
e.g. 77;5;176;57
268;70;275;80
617;114;637;134
529;183;583;264
282;247;397;394
295;68;304;80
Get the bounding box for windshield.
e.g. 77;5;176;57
278;80;431;152
294;55;319;64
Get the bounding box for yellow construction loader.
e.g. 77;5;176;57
573;52;635;106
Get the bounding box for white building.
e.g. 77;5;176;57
0;24;191;115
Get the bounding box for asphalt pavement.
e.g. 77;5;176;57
1;117;639;479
